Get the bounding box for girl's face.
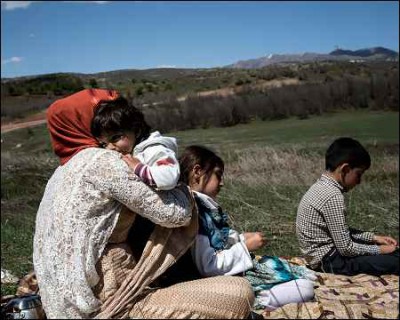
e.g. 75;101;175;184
98;132;136;155
194;166;224;200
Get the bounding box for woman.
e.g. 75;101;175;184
32;88;254;319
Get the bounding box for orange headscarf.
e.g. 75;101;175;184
47;88;119;165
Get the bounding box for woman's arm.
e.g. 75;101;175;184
85;150;193;228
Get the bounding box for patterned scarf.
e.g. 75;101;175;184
246;255;317;309
246;255;301;292
193;192;231;251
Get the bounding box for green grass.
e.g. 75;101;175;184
171;110;399;151
1;110;398;296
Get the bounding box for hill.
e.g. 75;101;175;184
225;47;399;69
330;46;399;58
1;59;398;132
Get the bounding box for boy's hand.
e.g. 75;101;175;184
243;232;267;252
373;235;398;246
379;244;398;254
121;154;141;170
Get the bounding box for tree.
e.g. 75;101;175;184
89;78;99;88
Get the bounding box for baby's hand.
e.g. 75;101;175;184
373;235;398;246
121;154;141;170
244;232;267;252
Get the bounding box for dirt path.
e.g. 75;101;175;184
1;111;48;134
1;119;48;134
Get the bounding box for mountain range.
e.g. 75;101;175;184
1;47;398;82
225;47;399;69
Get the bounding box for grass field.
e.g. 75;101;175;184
1;109;398;296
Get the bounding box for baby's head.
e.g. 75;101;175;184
91;96;151;155
179;145;224;199
325;137;371;192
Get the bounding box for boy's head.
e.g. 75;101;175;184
179;145;224;199
325;137;371;191
91;96;151;155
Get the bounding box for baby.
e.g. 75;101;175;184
91;96;180;190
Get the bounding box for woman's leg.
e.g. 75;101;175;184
129;276;255;319
256;279;315;310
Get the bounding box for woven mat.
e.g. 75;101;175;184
6;263;399;319
257;258;399;319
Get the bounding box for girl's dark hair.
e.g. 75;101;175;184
325;137;371;171
179;145;224;185
91;96;151;143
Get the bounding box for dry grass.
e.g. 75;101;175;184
225;144;398;186
217;144;399;257
225;145;324;186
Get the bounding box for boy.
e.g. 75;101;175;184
296;137;399;276
91;96;180;190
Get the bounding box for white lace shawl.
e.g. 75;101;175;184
33;148;192;319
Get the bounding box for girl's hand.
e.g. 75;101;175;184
373;235;398;246
244;232;267;252
121;154;141;170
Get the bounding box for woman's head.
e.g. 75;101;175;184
47;88;119;165
179;145;224;199
91;96;151;154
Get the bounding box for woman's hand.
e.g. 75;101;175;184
373;235;398;246
121;154;142;170
243;232;267;252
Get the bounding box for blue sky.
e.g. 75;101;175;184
1;1;399;78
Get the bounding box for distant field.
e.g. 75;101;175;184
172;109;399;149
1;110;398;296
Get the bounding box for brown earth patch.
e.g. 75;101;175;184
1;111;47;134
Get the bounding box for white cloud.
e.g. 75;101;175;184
1;1;108;10
1;1;35;11
2;57;23;64
156;65;177;68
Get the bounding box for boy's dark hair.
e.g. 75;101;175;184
179;145;224;185
91;96;151;143
325;137;371;171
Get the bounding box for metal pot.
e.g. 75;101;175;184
1;294;46;319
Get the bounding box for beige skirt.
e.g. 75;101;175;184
93;242;254;319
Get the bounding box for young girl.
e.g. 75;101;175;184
179;145;317;311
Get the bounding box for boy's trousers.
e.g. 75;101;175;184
318;248;399;276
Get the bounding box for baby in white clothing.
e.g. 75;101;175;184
91;96;180;190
